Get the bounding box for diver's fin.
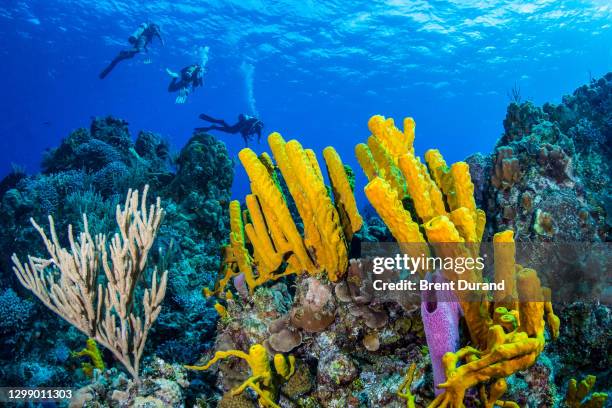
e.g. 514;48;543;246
99;51;135;79
99;60;118;79
198;113;218;122
166;68;179;78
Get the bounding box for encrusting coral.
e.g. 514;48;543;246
355;114;561;407
185;343;296;408
204;132;362;296
11;185;168;380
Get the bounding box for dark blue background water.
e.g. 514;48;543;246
1;0;610;201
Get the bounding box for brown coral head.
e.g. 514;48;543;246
303;278;333;311
268;316;290;334
268;328;303;353
361;305;388;329
290;304;336;333
334;281;352;303
491;146;522;189
363;332;381;352
347;258;374;304
537;143;571;181
534;209;555;236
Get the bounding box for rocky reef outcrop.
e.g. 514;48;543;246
466;74;612;397
467;73;611;242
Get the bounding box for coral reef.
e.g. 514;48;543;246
0;118;233;391
0;74;610;408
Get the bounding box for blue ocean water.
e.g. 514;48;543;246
0;0;610;201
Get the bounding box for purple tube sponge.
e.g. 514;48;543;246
421;271;462;395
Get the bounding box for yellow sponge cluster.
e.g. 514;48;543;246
430;266;559;408
207;132;362;296
358;115;486;282
357;115;561;408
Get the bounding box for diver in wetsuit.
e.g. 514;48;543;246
195;114;264;145
99;22;164;79
166;64;204;104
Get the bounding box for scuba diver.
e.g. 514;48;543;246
195;113;264;145
166;46;209;104
99;22;164;79
166;64;204;104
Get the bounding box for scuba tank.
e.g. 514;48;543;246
129;23;148;44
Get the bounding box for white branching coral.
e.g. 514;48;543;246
11;185;167;380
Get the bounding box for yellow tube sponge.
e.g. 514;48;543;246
305;149;325;182
214;302;228;318
323;146;363;240
229;200;245;245
268;133;316;240
475;209;487;242
493;230;516;306
423;215;463;243
259;152;276;177
431;325;545;408
364;177;429;273
286;140;348;281
420;158;448;217
423;215;479;281
239;148;315;273
398;153;435;222
368;115;410;160
542;287;560;340
244;194;282;273
273;353;296;380
368;135;406;198
355;143;379;181
228;200;256;291
71;338;105;378
565;375;608;408
516;267;545;339
449;207;477;243
425;149;450;195
365;177;425;244
397;362;417;408
450;162;477;214
212;133;359;293
403;117;416;155
255;191;291;254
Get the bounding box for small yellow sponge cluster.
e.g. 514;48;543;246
185;344;295;408
565;375;608;408
71;338;105;378
206;133;362;296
